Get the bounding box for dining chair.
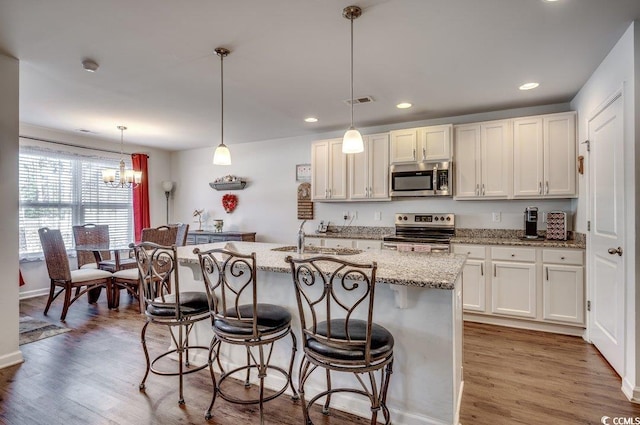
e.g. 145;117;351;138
39;227;113;321
134;241;210;405
285;255;394;425
111;224;188;310
72;224;111;270
194;246;298;423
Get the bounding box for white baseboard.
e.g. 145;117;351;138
463;314;586;337
19;288;49;300
0;350;24;370
622;378;640;403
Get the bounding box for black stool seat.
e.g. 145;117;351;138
146;292;209;317
307;319;394;361
214;303;292;335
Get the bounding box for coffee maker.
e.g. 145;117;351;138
524;207;539;239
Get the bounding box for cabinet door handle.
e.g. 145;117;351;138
538;181;542;194
325;189;328;197
475;184;479;196
413;149;416;160
482;184;485;196
493;264;496;277
545;266;549;281
545;181;549;194
422;147;426;160
480;263;484;276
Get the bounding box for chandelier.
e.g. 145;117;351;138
101;125;142;188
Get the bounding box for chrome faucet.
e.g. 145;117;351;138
297;220;307;254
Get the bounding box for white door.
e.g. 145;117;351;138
588;92;625;376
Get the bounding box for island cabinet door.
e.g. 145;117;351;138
461;259;486;312
491;261;537;318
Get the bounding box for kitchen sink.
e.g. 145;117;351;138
271;245;363;256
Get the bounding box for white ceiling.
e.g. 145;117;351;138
1;0;639;151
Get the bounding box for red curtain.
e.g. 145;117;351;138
132;153;150;242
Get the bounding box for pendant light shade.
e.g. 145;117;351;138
342;5;364;154
213;47;232;165
342;126;364;154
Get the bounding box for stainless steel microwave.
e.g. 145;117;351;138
389;161;452;197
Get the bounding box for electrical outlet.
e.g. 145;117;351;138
492;212;501;223
374;211;381;221
342;211;349;220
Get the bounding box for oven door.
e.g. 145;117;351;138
382;242;450;253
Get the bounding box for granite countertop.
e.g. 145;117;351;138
307;226;586;249
178;241;465;290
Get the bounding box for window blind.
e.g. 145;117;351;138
19;145;134;259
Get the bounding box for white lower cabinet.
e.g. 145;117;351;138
542;249;585;324
323;238;355;249
453;245;486;312
491;260;536;318
354;239;383;250
313;237;383;251
454;243;585;333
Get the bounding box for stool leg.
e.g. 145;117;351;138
298;357;312;425
258;345;266;425
288;330;299;400
367;370;380;425
205;338;220;420
139;321;151;390
178;324;185;405
244;346;252;388
322;368;331;415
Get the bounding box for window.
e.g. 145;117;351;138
19;144;134;259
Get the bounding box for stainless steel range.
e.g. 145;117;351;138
383;213;455;253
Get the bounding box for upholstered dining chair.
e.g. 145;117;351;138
134;241;210;405
111;224;188;310
72;224;111;270
194;246;298;424
39;227;113;321
285;255;394;425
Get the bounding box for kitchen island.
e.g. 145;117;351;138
176;242;465;425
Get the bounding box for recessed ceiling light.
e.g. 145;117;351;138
82;59;99;72
304;117;318;123
543;0;559;2
519;82;540;90
396;102;412;109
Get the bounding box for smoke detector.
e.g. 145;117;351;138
343;95;374;105
82;59;99;72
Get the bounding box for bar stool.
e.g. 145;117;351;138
285;255;394;425
194;247;298;424
134;242;210;405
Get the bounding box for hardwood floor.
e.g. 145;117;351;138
3;295;640;424
460;322;640;425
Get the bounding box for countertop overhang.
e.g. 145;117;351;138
178;241;465;290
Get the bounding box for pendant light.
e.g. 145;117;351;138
102;125;142;188
342;5;364;154
213;47;232;165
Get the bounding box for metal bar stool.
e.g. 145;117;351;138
285;255;394;425
134;242;211;405
194;247;299;424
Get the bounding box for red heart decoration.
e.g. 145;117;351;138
222;194;238;213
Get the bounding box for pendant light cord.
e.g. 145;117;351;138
220;52;224;147
350;15;354;128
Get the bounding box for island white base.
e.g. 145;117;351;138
177;254;463;425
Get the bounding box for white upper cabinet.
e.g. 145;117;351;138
311;138;347;201
349;133;390;201
454;120;512;199
513;112;576;198
390;124;452;164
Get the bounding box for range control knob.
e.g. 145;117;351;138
446;216;451;221
403;216;408;221
440;216;445;221
434;216;439;221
